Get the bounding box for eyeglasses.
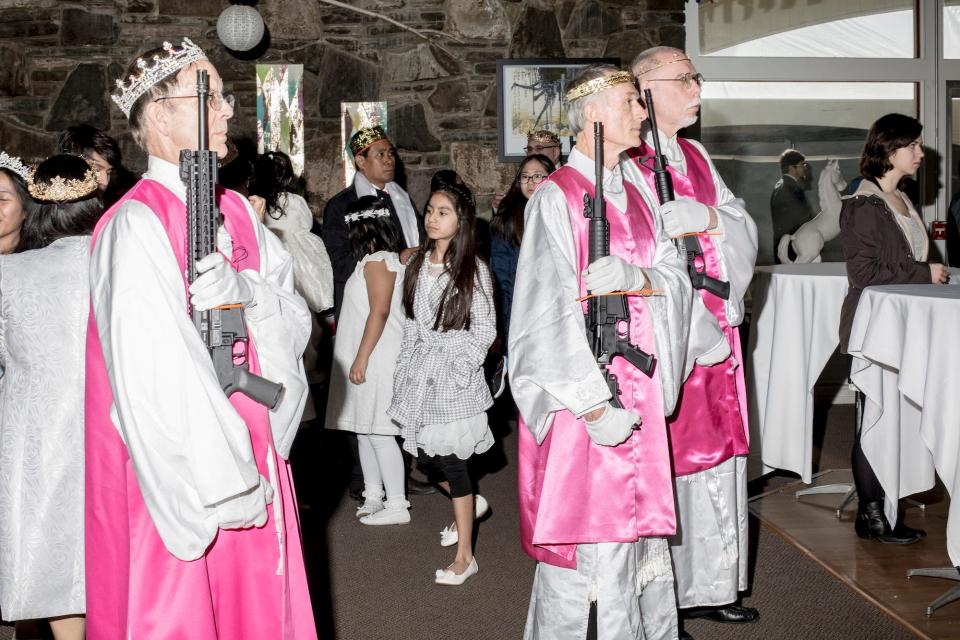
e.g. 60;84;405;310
519;173;547;184
645;72;705;90
525;144;559;154
154;91;236;111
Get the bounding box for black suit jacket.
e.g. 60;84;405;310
770;174;816;262
320;182;415;319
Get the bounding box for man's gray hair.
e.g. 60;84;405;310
566;64;623;136
630;46;686;77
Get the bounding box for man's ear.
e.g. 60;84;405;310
144;101;169;138
583;99;601;126
354;153;367;174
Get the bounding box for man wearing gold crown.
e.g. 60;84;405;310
323;126;419;317
625;46;760;635
510;64;726;640
84;38;317;639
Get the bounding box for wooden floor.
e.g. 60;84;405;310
751;469;960;640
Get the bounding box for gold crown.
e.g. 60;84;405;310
349;126;389;157
112;38;207;118
0;151;31;181
634;52;691;77
28;168;98;203
565;71;634;102
527;129;559;145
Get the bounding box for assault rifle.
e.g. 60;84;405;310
583;121;656;409
643;88;730;300
181;69;284;409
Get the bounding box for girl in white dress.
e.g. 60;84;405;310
389;182;496;586
325;195;410;525
1;154;104;640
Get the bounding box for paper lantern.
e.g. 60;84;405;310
216;4;265;52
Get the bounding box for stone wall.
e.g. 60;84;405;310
0;0;685;213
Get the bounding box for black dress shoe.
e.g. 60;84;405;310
893;519;927;539
348;486;364;502
407;475;438;496
855;501;921;544
685;604;760;624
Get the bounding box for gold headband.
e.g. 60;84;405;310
565;71;634;102
349;126;389;157
634;53;691;77
28;168;99;202
527;129;559;145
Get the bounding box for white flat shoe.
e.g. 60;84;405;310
360;499;411;525
434;557;478;585
356;498;383;519
439;495;489;547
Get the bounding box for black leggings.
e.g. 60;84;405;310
417;450;473;498
852;391;884;503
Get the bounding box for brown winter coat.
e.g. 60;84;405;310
838;180;930;353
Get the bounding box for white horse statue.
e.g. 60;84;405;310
777;159;847;263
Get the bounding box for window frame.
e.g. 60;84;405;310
685;1;945;227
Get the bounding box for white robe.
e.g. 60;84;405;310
90;157;312;559
634;129;758;607
512;149;714;640
0;237;89;620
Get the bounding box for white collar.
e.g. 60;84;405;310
354;171;401;197
144;155;186;199
643;128;683;168
566;147;624;194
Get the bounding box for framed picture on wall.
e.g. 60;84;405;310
496;58;620;163
256;64;305;175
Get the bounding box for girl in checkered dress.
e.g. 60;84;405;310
388;181;496;586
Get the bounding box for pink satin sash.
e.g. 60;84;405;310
518;167;676;569
84;179;316;639
628;141;749;476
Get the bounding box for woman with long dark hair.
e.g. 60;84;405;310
0;154;103;640
490;154;555;343
389;182;496;585
839;113;946;545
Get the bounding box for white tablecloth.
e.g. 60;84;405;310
848;283;960;564
747;263;849;483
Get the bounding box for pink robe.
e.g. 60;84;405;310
518;167;676;570
84;179;317;639
628;141;750;477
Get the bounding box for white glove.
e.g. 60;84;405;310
217;474;273;530
695;335;731;366
584;402;641;447
189;252;254;311
583;255;645;294
660;198;711;238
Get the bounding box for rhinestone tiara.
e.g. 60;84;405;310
345;207;391;223
111;37;208;118
0;151;31;181
28;167;99;203
565;70;634;102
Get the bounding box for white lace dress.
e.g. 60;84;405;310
0;236;89;619
263;192;334;312
325;251;404;435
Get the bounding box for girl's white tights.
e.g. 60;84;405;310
357;434;406;501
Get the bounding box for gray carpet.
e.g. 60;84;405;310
1;399;918;639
